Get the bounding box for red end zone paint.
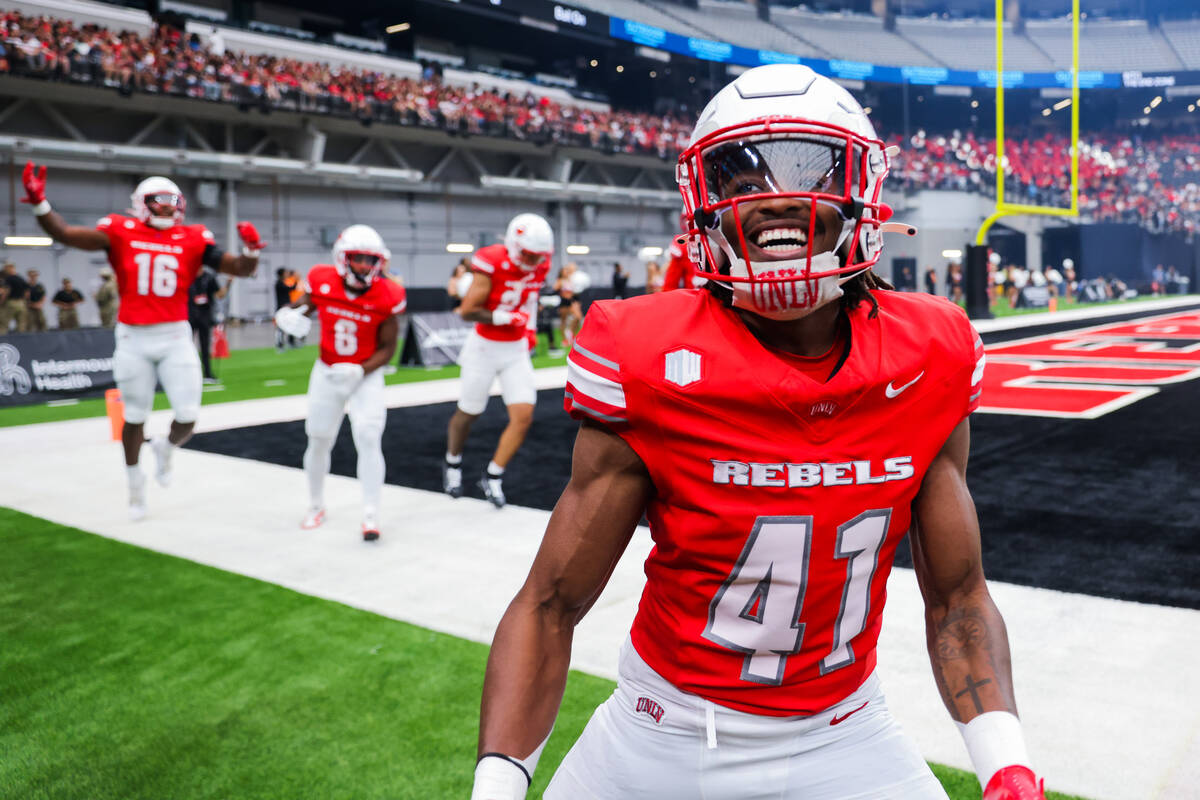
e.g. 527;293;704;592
978;310;1200;419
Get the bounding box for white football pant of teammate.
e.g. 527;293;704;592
112;321;203;518
545;640;947;799
302;360;386;532
456;334;538;416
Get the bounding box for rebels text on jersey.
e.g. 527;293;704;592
97;214;214;325
565;289;984;716
306;265;407;365
470;243;550;342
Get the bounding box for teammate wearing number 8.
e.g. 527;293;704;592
274;225;406;542
22;162;265;521
473;65;1046;800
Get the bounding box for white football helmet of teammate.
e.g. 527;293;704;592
505;213;553;271
333;224;390;292
678;64;911;321
131;176;186;230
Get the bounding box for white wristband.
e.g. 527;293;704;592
957;711;1032;788
491;309;514;326
241;246;260;258
470;756;528;800
32;200;51;216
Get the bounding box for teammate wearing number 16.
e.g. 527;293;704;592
22;162;264;521
274;225;406;542
474;65;1046;800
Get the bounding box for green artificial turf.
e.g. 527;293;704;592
0;508;1085;800
0;337;568;429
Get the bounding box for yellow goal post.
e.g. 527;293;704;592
975;0;1080;245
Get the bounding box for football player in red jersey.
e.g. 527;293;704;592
472;65;1046;800
661;211;698;291
274;225;406;541
442;213;553;508
22;162;264;521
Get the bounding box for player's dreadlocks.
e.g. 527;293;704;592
840;269;894;318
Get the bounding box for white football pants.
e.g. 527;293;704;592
112;321;202;425
456;331;536;415
304;360;386;516
546;639;948;800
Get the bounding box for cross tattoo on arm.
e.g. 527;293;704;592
955;674;993;714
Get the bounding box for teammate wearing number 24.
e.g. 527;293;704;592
274;224;406;542
21;161;264;522
474;66;1046;800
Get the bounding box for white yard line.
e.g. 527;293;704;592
2;378;1197;800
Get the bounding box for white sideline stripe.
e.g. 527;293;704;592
971;295;1200;333
1;397;1197;800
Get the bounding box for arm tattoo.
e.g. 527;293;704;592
935;605;989;661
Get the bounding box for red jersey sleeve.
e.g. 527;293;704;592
565;302;629;429
389;280;408;315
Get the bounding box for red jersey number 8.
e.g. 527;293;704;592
334;318;358;356
133;252;179;297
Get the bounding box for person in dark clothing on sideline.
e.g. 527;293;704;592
189;265;228;383
53;278;84;329
25;269;47;332
612;261;629;300
274;268;300;351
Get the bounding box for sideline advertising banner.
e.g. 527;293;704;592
399;312;474;368
0;328;116;407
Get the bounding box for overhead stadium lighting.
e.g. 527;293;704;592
1042;108;1052;116
1150;96;1163;108
941;249;963;259
566;245;590;255
639;246;663;259
385;22;410;33
4;236;53;246
446;243;474;253
1053;98;1072;111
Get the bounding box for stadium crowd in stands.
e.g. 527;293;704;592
3;11;1200;238
0;11;691;157
891;129;1200;238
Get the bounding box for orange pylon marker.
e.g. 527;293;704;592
105;388;124;441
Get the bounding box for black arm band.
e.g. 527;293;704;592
201;244;225;269
477;753;532;787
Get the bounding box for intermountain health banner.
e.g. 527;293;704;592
0;328;116;406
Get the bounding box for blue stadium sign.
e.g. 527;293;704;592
609;15;1127;90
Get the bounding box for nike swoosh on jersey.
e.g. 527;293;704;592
829;700;869;725
885;371;925;398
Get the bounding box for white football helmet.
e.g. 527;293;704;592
333;224;390;292
132;176;185;230
677;64;907;320
504;213;553;271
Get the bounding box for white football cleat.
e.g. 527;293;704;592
300;507;326;530
361;516;380;542
443;463;463;498
150;438;173;487
480;474;506;509
128;471;147;522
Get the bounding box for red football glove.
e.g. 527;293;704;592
21;161;47;205
525;328;537;353
236;221;267;251
983;766;1046;800
511;309;530;329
